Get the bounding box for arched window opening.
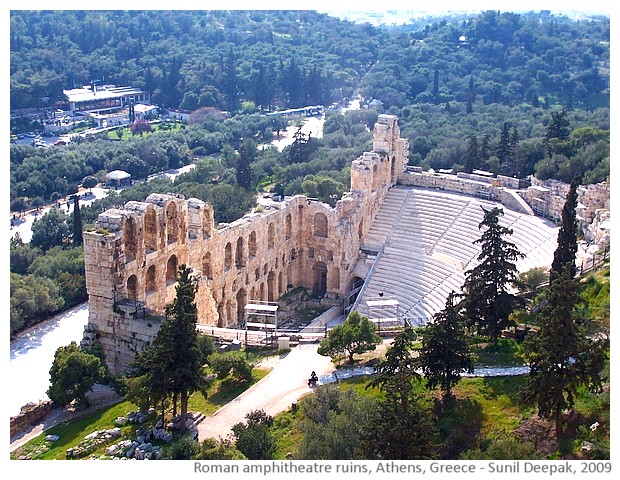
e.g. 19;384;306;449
267;271;276;302
166;202;179;244
285;214;292;240
202;252;212;279
166;255;178;285
267;223;275;249
330;267;341;290
236;237;245;268
236;289;246;325
124;217;137;262
313;213;328;238
146;265;157;293
144;208;158;252
249;231;257;257
127;275;138;300
224;243;232;270
312;262;328;296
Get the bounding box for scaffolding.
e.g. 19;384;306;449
243;301;279;344
365;297;401;331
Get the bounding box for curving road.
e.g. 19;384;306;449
197;342;335;441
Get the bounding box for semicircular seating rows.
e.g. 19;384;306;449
357;186;559;327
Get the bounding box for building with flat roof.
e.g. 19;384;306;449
57;84;151;117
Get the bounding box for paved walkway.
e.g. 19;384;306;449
197;343;335;441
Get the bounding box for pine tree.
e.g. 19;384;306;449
543;109;571;157
522;265;607;438
418;292;473;402
550;177;579;281
461;207;524;343
368;327;420;410
72;195;83;247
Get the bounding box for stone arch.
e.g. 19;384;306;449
166;255;178;285
236;237;245;268
166;202;179;244
312;262;328;296
255;268;260;281
202;252;212;279
268;222;275;249
202;206;213;239
249;231;257;258
146;265;157;293
236;288;246;325
127;274;138;300
124;217;137;262
259;282;265;301
226;301;233;326
267;271;276;302
250;287;256;302
330;266;341;290
390;155;396;181
313;213;328;238
285;214;292;240
217;302;225;328
278;271;283;296
224;243;232;270
144;208;158;252
287;265;292;288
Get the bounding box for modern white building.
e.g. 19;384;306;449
58;84;151;117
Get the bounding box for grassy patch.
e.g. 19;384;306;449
188;367;270;415
13;366;270;461
11;400;138;460
471;338;526;366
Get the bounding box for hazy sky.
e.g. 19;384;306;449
5;0;613;14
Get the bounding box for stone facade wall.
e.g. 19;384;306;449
10;401;54;435
521;177;610;223
84;115;407;374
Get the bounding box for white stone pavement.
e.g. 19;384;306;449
197;342;335;441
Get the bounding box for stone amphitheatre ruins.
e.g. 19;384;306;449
82;115;610;374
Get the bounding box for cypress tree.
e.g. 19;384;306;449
72;195;83;247
496;122;512;173
464;135;480;173
141;265;207;431
522;265;607;438
418;292;473;402
236;139;255;190
461;207;524;343
550;177;579;281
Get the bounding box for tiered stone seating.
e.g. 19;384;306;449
356;186;559;326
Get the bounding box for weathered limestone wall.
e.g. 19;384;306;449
520;177;610;222
84;114;407;374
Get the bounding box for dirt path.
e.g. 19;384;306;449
10;385;122;453
197;343;335;441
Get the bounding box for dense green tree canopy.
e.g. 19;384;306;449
47;341;105;407
317;311;381;364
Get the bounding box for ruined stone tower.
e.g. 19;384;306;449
83;114;408;374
